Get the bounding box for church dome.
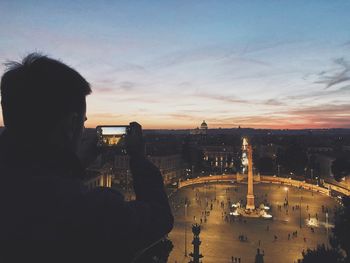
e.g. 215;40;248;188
200;120;208;129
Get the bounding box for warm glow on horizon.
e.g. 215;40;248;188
1;1;350;129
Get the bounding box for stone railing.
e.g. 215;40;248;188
323;181;350;196
178;174;236;188
178;174;350;197
259;176;330;196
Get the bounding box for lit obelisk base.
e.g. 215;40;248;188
230;138;272;219
246;145;255;210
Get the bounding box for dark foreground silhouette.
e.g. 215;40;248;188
0;53;173;262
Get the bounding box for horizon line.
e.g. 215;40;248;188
0;126;349;131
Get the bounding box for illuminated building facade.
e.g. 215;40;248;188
190;120;208;135
148;154;183;184
84;171;112;190
202;146;238;172
113;154;183;185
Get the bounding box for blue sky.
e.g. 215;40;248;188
1;0;350;129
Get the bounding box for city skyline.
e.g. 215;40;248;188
1;1;350;129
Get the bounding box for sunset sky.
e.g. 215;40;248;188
1;1;350;129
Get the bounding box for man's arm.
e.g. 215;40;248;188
126;122;173;245
128;154;174;242
81;122;173;258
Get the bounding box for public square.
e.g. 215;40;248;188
168;182;338;263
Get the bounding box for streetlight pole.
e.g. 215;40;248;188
185;202;188;257
285;187;289;205
220;156;224;174
126;169;129;201
326;212;329;238
299;193;302;229
311;168;314;196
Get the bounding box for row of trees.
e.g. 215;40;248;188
182;137;350;181
331;154;350;181
301;197;350;263
256;143;350;182
254;143;310;176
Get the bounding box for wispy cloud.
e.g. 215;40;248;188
286;85;350;101
314;58;350;89
148;44;271;69
194;92;286;106
290;103;350;116
119;81;136;91
196;92;249;104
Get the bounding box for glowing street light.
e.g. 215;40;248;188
326;212;329;238
284;187;289;205
184;202;188;257
299;188;302;229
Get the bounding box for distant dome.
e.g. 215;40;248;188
200;120;208;130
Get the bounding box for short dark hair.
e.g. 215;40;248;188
0;53;91;133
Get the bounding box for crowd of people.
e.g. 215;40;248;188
168;182;338;263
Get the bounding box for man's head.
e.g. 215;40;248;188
0;53;91;151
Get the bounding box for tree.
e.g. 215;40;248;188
276;143;308;175
307;154;320;179
256;157;274;175
301;244;344;263
301;197;350;263
181;139;205;176
332;197;350;258
332;155;350;181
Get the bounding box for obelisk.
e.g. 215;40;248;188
246;145;255;210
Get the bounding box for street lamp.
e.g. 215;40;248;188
284;187;289;205
326;212;329;238
311;169;314;196
299;187;302;229
184;202;188;257
126;169;130;200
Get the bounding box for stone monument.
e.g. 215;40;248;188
246;145;255;210
189;224;203;263
230;137;272;219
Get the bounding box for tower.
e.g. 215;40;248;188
200;120;208;130
246;144;255;210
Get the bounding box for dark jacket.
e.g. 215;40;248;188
0;129;173;262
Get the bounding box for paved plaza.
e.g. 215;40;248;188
168;182;338;263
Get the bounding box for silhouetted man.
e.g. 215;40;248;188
0;53;173;262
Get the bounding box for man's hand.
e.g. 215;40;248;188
126;122;145;158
